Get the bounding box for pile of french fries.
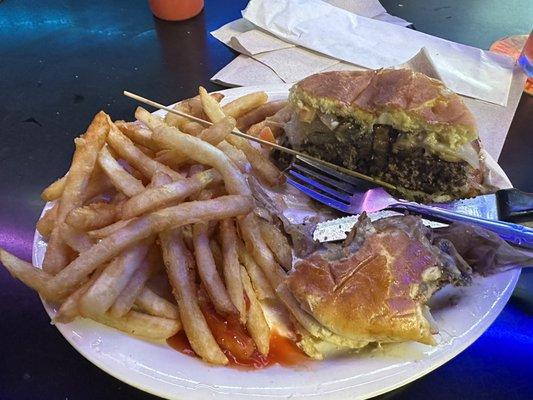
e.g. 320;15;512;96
0;88;297;365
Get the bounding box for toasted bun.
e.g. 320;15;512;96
289;69;478;151
286;217;445;345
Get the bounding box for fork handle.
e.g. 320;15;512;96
392;202;533;249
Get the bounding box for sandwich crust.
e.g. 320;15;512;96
289;69;478;152
286;217;447;345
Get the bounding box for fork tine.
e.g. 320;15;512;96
292;163;357;195
286;177;350;213
288;170;352;202
296;156;377;191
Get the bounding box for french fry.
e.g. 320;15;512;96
92;310;181;340
79;239;152;317
137;144;156;158
0;249;52;294
236;100;288;131
83;164;115;202
47;195;253;300
43;111;109;274
241;266;270;355
238;213;286;290
138;108;236;166
197;116;235;144
59;222;94;253
181;121;204;136
87;218;132;239
144;114;251;196
258;219;293;271
217;141;250;173
154;149;188;169
236;238;276;301
160;229;228;365
109;244;162;318
135;287;181;320
199;87;284;187
209;237;223;272
219;219;246;322
66;202;119;231
41;175;66;202
115;120;160;151
54;267;103;323
107;120;182;181
120;169;221;220
193;222;237;315
164;93;224;129
98;145;146;197
36;204;58;239
222;91;268;119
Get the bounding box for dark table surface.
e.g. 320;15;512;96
0;0;532;399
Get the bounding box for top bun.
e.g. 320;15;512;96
289;69;478;152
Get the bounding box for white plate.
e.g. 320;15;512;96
33;85;521;400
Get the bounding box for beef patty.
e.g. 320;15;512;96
277;117;470;198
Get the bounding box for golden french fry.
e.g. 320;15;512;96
92;310;181;340
59;222;94;253
98;145;146;197
238;213;286;290
120;169;221;220
217;141;250;173
0;249;52;294
154;149;188;169
143;114;250;196
236;238;276;301
164;93;224;129
36;204;58;239
43;111;109;274
115;121;160;151
258;219;293;271
66;202;119;231
209;238;223;273
137;144;156;158
241;265;270;355
222;91;268;119
160;229;228;365
47;195;253;300
219;219;246;322
236;100;288;131
89;171;172;239
109;244;161;318
46;164;113;204
54;267;103;323
79;239;151;317
41;175;67;202
197;116;235;143
87;218;133;239
107;120;182;181
199;87;284;187
181;121;204;136
83;164;115;202
193;222;237;315
135;287;181;320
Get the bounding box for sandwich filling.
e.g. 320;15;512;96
282;110;482;200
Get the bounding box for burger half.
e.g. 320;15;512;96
283;69;489;202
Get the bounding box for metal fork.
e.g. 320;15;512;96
286;157;533;249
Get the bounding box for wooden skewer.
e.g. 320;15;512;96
123;90;397;191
